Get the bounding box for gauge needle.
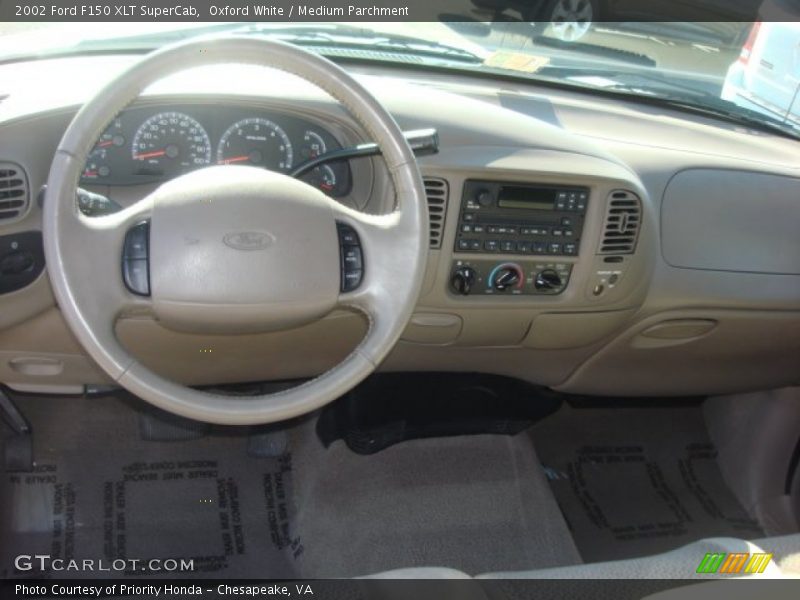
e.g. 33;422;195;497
97;140;114;148
133;149;167;160
219;155;250;164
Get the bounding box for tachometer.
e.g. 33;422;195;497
216;118;293;171
131;112;211;178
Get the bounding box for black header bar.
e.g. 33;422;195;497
1;0;799;23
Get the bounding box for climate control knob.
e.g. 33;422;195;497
493;266;521;291
451;266;477;295
534;269;563;291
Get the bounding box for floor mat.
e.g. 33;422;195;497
0;394;302;579
289;424;581;576
533;403;764;563
0;393;581;578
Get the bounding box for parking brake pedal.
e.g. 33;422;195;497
0;387;34;472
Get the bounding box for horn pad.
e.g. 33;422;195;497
148;165;339;333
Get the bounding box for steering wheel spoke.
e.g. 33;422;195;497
82;197;153;303
45;183;156;378
330;192;424;364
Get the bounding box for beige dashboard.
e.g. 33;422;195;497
0;57;798;399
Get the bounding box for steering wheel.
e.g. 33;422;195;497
43;37;428;425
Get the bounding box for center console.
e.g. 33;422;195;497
450;180;588;297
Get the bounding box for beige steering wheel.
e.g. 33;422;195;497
43;36;428;425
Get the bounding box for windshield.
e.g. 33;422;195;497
1;20;799;139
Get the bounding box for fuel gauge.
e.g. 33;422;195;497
304;164;337;194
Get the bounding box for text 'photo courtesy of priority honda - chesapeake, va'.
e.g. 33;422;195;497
0;1;799;599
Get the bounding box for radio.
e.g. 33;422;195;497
455;180;589;257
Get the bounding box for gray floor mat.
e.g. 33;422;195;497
289;424;581;576
1;394;581;578
533;403;764;563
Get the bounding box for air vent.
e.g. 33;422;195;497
599;190;641;254
0;163;29;222
424;177;448;249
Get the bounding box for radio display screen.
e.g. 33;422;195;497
497;185;556;210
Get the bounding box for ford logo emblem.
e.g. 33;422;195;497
223;231;275;251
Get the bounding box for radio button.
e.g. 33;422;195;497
501;241;515;252
533;242;547;254
564;242;577;255
552;228;563;237
457;240;471;251
476;190;494;207
484;240;499;252
461;224;472;233
470;240;481;251
548;242;562;254
517;241;531;253
561;217;573;226
473;225;485;233
463;213;476;222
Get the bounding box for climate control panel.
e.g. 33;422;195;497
450;259;572;297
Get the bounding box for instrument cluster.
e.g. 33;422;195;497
81;105;351;196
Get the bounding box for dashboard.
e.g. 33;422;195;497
0;56;798;400
80;104;352;197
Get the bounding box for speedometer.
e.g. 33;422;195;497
216;118;293;171
131;112;211;178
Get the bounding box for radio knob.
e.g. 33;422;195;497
493;266;521;291
451;266;477;296
534;269;563;291
476;190;493;207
